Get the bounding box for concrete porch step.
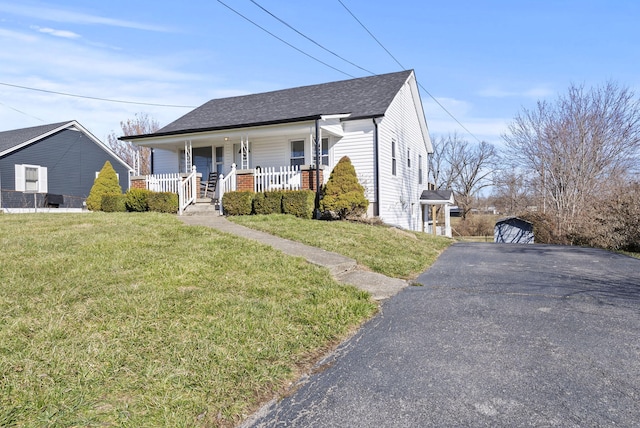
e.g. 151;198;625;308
184;200;220;216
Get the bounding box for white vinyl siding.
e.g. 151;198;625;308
332;119;375;203
152;148;179;174
377;78;430;231
15;164;48;193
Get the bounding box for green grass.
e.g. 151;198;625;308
230;214;452;279
0;213;376;427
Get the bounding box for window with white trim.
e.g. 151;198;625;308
391;140;397;176
15;164;48;193
314;137;329;166
291;139;305;167
407;148;411;168
418;154;423;184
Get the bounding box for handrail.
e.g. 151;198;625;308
218;163;237;215
177;166;197;215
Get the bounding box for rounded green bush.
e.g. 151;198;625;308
87;161;122;211
320;156;368;219
125;188;153;212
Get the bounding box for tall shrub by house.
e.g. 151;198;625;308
87;161;122;211
320;156;368;219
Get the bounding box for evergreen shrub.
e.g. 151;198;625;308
86;161;122;211
282;190;315;219
222;191;254;215
320;156;369;219
148;192;179;213
125;188;153;212
101;194;127;212
254;191;284;215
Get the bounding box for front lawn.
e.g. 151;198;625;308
0;213;376;427
230;214;452;279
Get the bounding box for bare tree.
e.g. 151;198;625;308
429;133;498;219
107;113;160;175
428;133;458;190
492;169;532;215
452;140;498;218
503;81;640;239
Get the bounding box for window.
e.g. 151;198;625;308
15;164;48;193
291;140;305;167
418;154;423;184
391;140;397;176
407;148;411;168
215;146;224;174
25;167;38;191
314;137;329;166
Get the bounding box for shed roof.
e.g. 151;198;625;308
495;216;533;226
420;189;454;204
124;70;414;139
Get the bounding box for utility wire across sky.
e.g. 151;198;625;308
3;0;482;143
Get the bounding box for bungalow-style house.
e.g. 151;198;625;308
0;121;132;212
123;70;435;231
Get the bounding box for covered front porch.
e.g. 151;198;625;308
130;162;327;215
128;119;340;214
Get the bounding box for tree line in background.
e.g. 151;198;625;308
432;80;640;252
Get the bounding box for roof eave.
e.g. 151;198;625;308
121;114;325;142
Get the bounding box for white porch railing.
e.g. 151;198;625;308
218;163;237;215
145;166;197;215
255;165;301;192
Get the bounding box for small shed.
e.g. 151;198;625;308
494;217;534;244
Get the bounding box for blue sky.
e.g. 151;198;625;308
1;0;638;146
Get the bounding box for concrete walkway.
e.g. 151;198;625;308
178;215;408;300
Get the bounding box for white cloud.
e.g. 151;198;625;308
477;85;554;99
32;26;80;39
0;2;171;32
0;27;206;140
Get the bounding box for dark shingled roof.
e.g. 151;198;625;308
0;121;70;154
127;70;413;139
420;190;454;201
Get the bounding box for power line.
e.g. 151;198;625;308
0;82;196;108
215;0;355;78
337;0;483;143
337;0;405;70
249;0;375;76
0;99;45;122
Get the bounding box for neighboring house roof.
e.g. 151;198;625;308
420;190;454;204
0;120;133;171
0;121;70;155
125;70;415;140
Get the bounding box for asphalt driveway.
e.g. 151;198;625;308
243;243;640;427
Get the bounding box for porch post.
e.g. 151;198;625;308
432;204;437;236
445;204;452;238
314;118;321;218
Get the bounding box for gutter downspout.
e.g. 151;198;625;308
373;117;381;217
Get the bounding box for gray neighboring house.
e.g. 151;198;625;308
123;70;436;231
0;121;132;211
494;217;535;244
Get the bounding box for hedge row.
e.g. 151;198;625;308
223;190;316;219
99;189;179;214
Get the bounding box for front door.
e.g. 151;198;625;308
193;147;212;179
